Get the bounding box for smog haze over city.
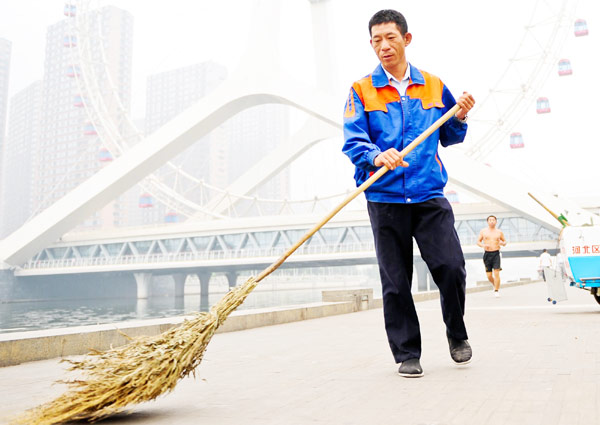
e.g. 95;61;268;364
0;1;599;233
0;0;598;337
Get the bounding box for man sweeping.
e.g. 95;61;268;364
342;9;475;377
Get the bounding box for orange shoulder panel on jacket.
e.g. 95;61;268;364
406;70;445;109
353;76;400;113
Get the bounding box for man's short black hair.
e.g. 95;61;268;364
369;9;408;36
487;215;497;221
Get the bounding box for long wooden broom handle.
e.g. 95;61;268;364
255;103;462;283
527;192;570;226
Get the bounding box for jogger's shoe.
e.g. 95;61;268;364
398;358;424;378
448;337;472;365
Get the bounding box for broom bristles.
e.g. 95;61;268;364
12;102;461;425
12;276;259;425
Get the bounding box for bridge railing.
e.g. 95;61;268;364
20;230;559;271
458;233;557;246
21;242;378;270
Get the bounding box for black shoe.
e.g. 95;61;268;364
397;358;424;378
448;337;472;365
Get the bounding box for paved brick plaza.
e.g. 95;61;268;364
1;282;599;425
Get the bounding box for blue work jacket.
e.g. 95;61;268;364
342;63;467;204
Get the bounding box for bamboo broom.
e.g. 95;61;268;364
14;104;461;425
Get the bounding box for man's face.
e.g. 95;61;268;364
487;217;497;228
370;22;411;71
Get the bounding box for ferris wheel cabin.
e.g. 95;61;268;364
97;148;113;162
164;212;179;223
83;122;97;136
73;95;85;107
63;4;76;17
558;59;572;76
66;65;81;78
574;19;588;37
509;132;524;149
536;97;551;114
445;190;460;204
138;193;155;208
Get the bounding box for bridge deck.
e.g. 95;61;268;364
1;283;599;424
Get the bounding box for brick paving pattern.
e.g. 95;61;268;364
1;282;599;425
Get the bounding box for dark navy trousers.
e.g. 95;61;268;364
367;197;468;363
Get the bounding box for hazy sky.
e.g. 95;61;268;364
1;0;599;203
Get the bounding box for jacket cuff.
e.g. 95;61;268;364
452;115;468;127
366;149;381;168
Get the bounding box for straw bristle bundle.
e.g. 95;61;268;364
13;276;258;425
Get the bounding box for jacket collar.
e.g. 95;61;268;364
371;63;425;88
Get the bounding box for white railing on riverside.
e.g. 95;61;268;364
458;233;557;246
21;230;560;271
22;242;377;270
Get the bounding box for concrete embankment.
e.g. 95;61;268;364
0;280;533;367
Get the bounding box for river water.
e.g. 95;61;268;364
0;257;542;334
0;286;349;334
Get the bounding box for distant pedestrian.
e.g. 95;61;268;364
538;249;553;282
555;251;567;280
477;215;507;297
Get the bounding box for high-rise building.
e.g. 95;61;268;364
138;62;290;223
0;81;42;237
132;62;228;225
226;104;290;205
0;39;11;189
144;62;227;135
31;6;133;231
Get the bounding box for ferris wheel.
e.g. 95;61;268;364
464;0;581;161
62;0;583;221
63;0;357;222
64;1;230;220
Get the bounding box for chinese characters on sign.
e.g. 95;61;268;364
572;245;600;254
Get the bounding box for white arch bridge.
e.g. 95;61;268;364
0;0;597;305
7;205;559;303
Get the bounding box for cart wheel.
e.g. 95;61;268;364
592;288;600;306
552;300;557;305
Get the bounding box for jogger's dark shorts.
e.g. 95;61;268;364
483;250;501;272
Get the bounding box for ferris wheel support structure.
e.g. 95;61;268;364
68;0;352;220
68;1;227;219
69;0;581;219
1;0;594;267
465;0;578;161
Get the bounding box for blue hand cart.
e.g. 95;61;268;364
560;226;600;306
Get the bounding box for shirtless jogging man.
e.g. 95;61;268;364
477;215;507;297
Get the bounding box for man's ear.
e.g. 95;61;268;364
404;32;413;46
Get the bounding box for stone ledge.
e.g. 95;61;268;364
0;281;537;367
0;299;356;367
322;288;373;311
